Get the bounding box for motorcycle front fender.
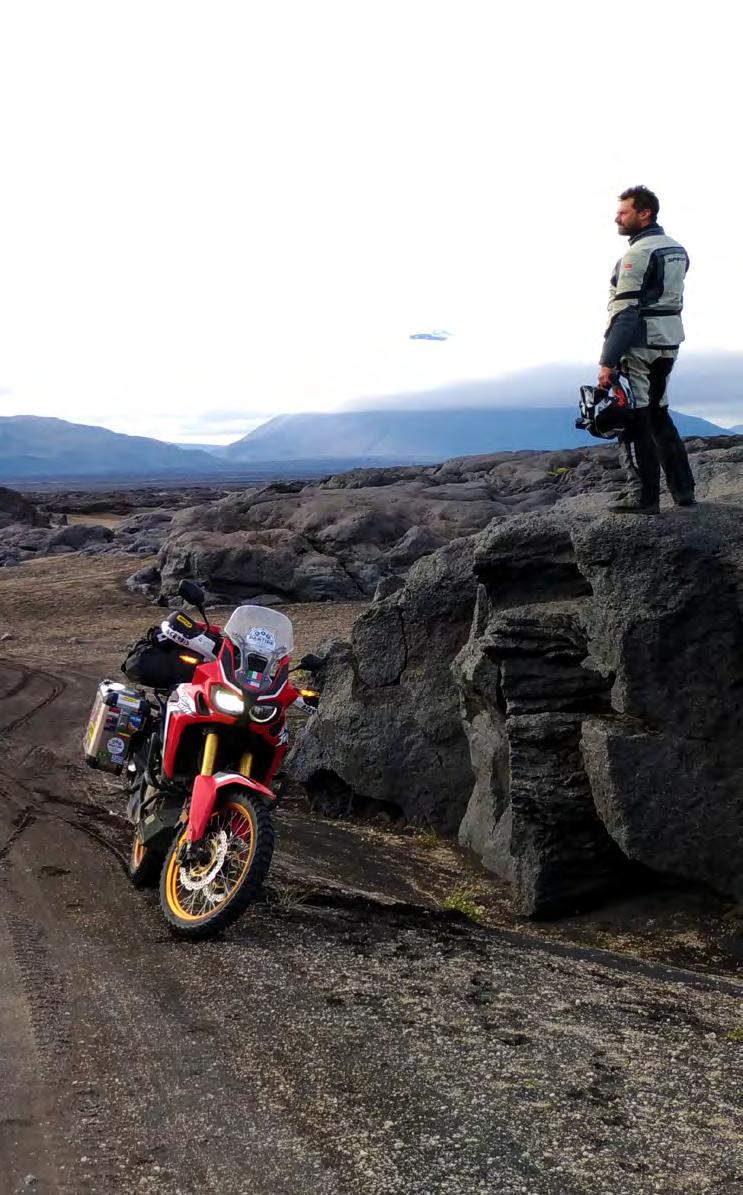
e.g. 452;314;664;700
186;772;277;844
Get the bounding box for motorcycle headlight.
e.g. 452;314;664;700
249;703;279;724
210;685;245;715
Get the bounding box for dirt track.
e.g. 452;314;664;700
1;556;741;1194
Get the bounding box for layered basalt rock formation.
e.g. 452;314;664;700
457;503;743;912
287;443;743;915
455;594;630;915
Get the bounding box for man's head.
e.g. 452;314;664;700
615;185;659;236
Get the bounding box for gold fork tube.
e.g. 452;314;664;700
201;732;219;776
239;752;253;779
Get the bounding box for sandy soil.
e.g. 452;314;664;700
61;513;127;528
0;554;741;1194
0;553;365;667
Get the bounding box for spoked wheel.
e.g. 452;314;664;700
128;830;163;889
159;792;274;939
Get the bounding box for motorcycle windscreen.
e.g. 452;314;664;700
223;605;294;689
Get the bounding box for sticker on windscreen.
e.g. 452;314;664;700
247;628;277;651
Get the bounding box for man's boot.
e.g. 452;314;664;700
608;411;660;513
650;406;697;506
611;433;642;503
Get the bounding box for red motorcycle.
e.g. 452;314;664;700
85;580;319;938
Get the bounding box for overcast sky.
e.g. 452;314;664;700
1;1;741;443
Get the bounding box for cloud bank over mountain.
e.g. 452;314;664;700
340;353;743;425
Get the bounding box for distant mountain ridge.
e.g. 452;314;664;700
219;407;729;463
0;409;733;482
0;415;226;479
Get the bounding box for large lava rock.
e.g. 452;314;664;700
158;526;364;602
457;500;743;913
286;538;477;830
112;510;174;556
0;518;114;564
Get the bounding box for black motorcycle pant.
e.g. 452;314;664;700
619;350;696;505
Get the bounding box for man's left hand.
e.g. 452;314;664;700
597;366;614;389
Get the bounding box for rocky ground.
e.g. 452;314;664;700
4;435;742;605
0;553;741;1194
0;444;679;576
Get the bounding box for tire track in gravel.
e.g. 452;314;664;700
0;672;30;704
0;906;75;1195
0;767;129;871
0;657;130;873
0;663;66;737
3;911;70;1076
0;808;36;861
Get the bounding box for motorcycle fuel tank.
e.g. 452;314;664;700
83;680;149;774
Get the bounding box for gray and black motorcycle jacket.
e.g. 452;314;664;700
600;223;690;368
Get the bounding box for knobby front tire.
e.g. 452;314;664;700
128;830;163;889
159;791;274;940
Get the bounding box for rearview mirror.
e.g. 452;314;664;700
297;653;324;673
178;579;206;607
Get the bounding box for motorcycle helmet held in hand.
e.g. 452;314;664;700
576;374;636;440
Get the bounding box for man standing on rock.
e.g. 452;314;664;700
598;185;696;513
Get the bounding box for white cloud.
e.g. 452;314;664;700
0;1;741;442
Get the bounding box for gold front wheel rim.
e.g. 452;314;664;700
164;801;255;923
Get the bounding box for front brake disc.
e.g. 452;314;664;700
179;831;229;891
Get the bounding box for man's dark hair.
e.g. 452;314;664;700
619;185;660;221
